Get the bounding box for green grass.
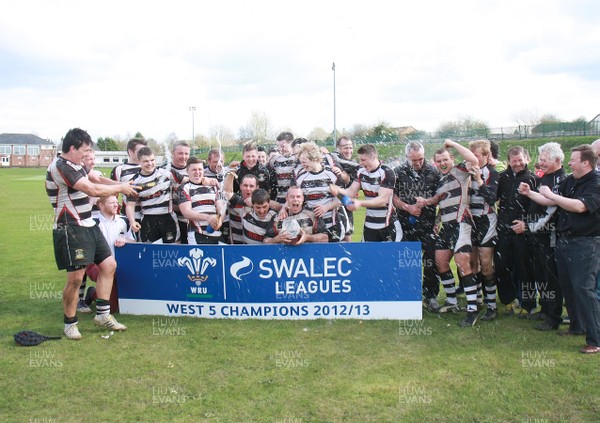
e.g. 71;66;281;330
1;166;599;422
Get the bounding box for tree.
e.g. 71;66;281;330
512;109;541;135
96;137;120;151
210;124;236;148
240;111;273;144
436;116;489;138
308;127;329;142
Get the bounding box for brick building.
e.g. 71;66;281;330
0;133;57;168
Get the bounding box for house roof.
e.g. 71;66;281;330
0;133;55;146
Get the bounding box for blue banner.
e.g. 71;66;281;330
116;242;422;320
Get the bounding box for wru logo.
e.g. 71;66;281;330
177;248;217;285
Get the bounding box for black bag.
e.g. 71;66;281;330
14;330;61;346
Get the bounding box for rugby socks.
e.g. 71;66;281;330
440;271;457;305
79;275;87;301
483;274;497;310
64;315;78;324
96;299;111;317
462;273;478;312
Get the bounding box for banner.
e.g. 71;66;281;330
116;242;422;320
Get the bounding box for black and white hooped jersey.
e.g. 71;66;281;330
469;164;498;216
177;182;219;234
436;163;472;224
242;209;277;245
168;164;189;223
111;161;142;219
295;168;338;228
129;168;173;216
356;164;397;230
268;153;297;204
228;194;252;244
330;151;359;188
46;157;94;228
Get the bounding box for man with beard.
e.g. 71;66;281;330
393;141;441;312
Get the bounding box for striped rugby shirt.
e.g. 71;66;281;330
111;161;142;220
168;164;189;224
295;168;338;229
356;164;397;230
128;168;173;216
46;156;94;228
436;163;472;224
469;163;498;216
228;194;252;244
177;181;219;234
268;153;297;204
242;209;277;244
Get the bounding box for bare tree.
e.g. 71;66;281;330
512;109;541;135
308;127;329;142
242;110;273;144
210;124;235;148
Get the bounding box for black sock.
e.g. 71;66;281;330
64;315;78;324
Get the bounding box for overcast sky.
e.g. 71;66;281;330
1;0;598;143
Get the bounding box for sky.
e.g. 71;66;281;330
1;0;598;143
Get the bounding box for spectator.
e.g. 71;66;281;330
519;145;600;354
495;146;536;317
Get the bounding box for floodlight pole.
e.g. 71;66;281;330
332;62;337;144
189;106;196;142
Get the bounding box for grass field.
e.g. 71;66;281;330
1;163;599;423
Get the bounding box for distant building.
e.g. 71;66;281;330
393;126;418;139
94;151;130;167
0;133;57;168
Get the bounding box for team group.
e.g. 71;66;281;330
46;128;600;353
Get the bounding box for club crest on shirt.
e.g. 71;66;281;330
74;249;85;260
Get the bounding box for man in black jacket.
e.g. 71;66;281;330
512;143;566;330
495;146;536;316
393;141;441;312
519;144;600;354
